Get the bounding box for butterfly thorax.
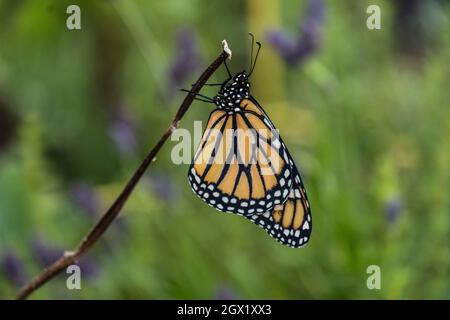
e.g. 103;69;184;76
214;71;250;110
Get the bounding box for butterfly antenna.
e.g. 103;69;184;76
248;32;255;73
249;41;261;77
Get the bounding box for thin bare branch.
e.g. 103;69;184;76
16;43;231;300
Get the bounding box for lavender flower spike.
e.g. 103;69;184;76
267;0;325;66
0;251;26;288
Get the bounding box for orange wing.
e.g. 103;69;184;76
245;166;312;248
188;102;293;215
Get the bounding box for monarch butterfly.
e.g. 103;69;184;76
186;34;312;248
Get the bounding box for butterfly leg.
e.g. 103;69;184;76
191;82;223;87
180;89;214;103
224;59;232;78
218;60;232;92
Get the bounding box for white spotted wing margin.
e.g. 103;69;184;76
188;106;294;216
245;165;312;248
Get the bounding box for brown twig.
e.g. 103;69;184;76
16;42;231;300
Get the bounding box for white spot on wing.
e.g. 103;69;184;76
303;221;309;230
272;138;281;149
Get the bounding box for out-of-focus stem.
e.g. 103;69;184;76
247;0;286;102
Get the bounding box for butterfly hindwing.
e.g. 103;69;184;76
245;165;312;248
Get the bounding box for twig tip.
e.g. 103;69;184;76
222;40;232;59
64;251;75;258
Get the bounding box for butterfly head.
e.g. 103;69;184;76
214;71;250;109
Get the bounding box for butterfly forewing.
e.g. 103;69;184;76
188;99;293;215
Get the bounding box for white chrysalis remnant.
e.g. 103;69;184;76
222;40;232;59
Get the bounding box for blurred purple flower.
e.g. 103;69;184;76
74;258;98;279
267;0;325;65
32;236;61;267
108;108;138;156
167;29;201;94
31;236;98;279
0;251;26;288
148;172;179;204
384;197;403;225
70;182;99;218
214;286;238;300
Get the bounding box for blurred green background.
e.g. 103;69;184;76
0;0;449;299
